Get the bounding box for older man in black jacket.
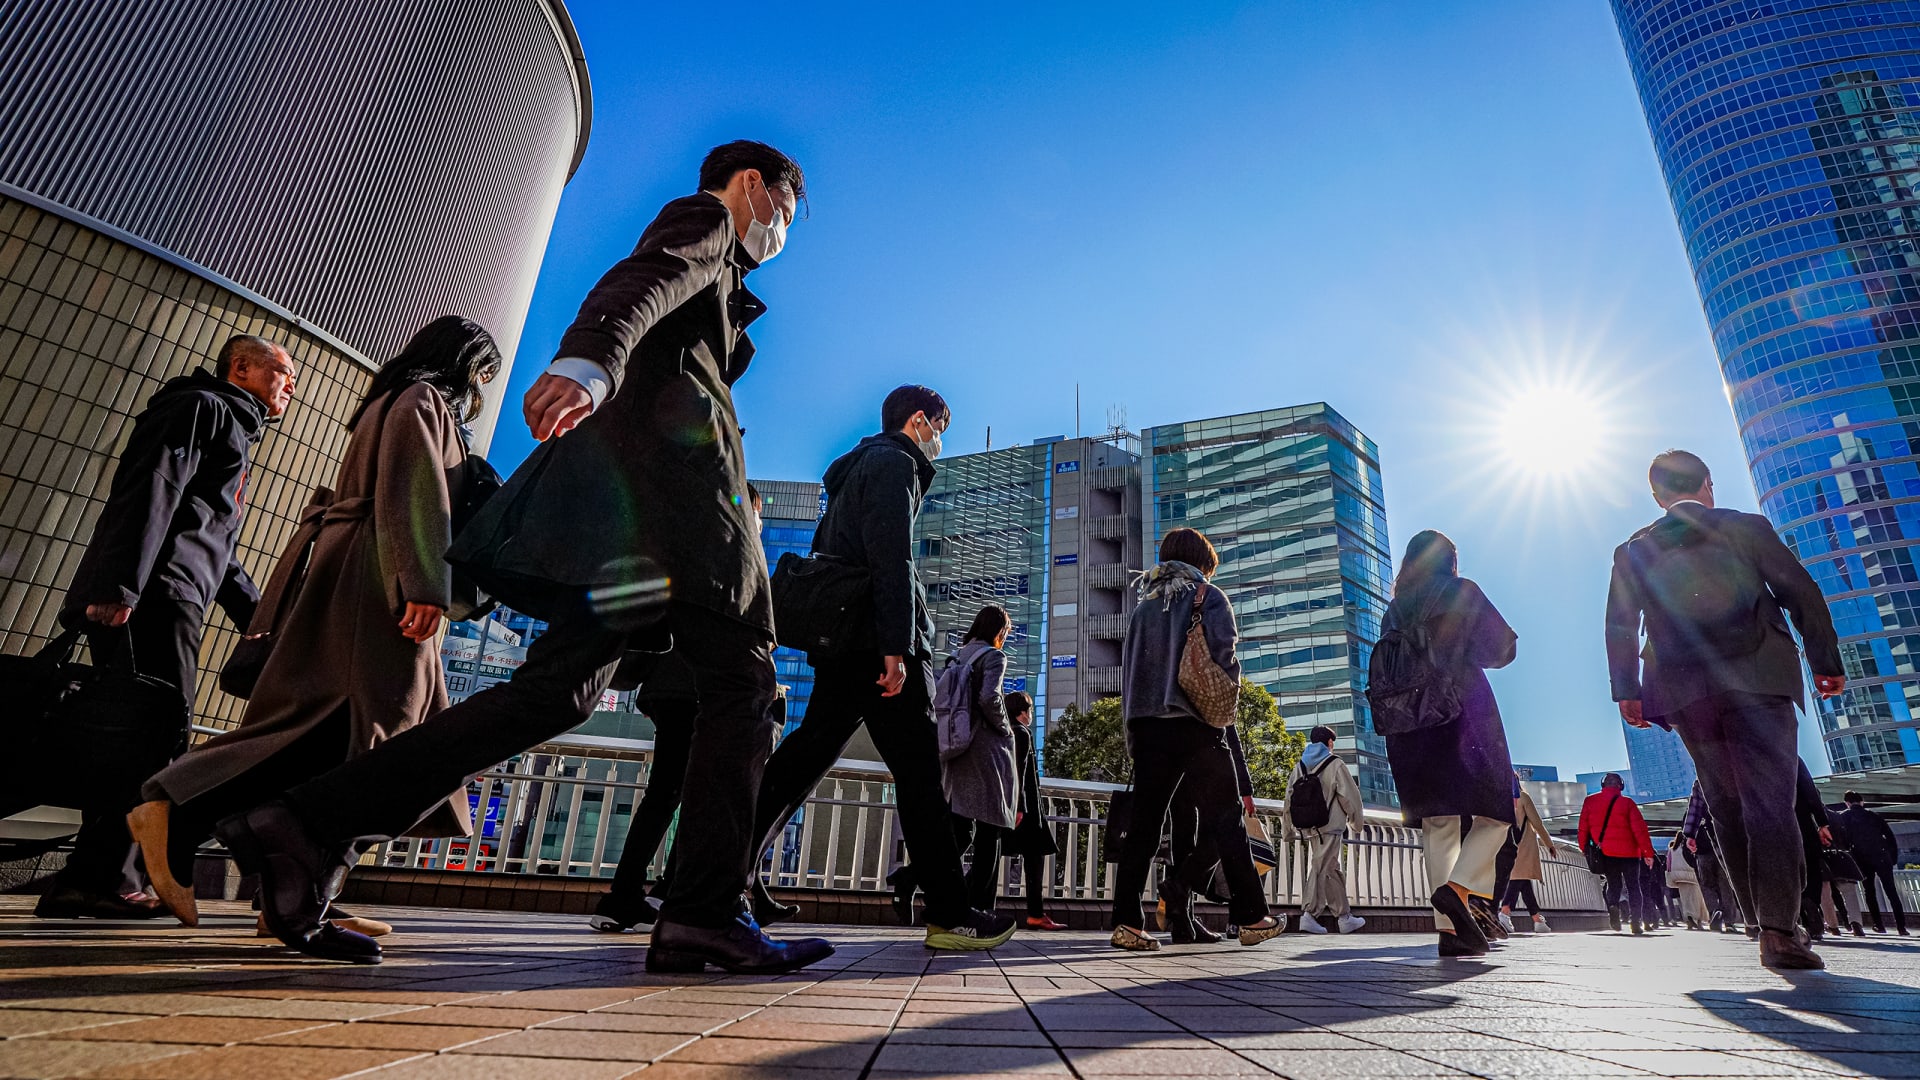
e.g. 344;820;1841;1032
215;142;833;972
1835;791;1908;935
38;336;295;919
1606;449;1844;970
749;386;1017;952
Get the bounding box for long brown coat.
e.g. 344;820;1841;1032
1510;789;1557;881
149;382;471;837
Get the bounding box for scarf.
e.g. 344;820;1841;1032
1139;560;1208;609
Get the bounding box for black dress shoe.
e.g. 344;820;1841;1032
885;866;917;926
750;880;800;925
1163;879;1195;945
1608;905;1622;932
1431;886;1488;953
34;884;168;920
1437;930;1487;957
646;914;834;974
215;800;358;961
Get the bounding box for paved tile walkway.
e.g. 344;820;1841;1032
1;897;1917;1079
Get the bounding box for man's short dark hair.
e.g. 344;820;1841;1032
1649;449;1711;499
1845;790;1862;804
699;140;805;208
1602;772;1625;790
882;385;949;431
1006;690;1033;719
215;335;282;378
1159;527;1220;576
1310;725;1338;746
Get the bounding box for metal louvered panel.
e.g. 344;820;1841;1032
0;0;588;438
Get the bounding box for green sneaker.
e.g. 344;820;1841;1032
925;908;1017;951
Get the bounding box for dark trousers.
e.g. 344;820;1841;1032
1667;692;1804;935
284;601;776;929
1167;786;1220;894
1693;829;1732;922
1491;831;1518;918
1860;861;1909;932
1600;855;1647;923
752;654;971;927
607;699;697;904
1022;852;1047;918
951;815;1005;912
1502;879;1541;917
1112;718;1268;930
1638;863;1670;923
59;599;203;895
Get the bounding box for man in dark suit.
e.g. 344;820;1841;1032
215;142;833;973
1834;790;1908;935
1606;449;1844;970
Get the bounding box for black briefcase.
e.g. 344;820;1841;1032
770;551;873;658
0;628;188;815
1821;848;1865;883
1101;788;1134;863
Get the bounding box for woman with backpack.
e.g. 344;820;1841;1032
1109;528;1282;951
126;317;499;939
1377;529;1518;957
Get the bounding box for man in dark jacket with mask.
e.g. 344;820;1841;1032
1834;790;1908;934
37;335;296;919
1606;449;1844;970
216;142;834;973
750;385;1017;953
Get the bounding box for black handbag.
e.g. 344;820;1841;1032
447;453;502;622
770;551;873;658
0;627;188;815
1101;787;1134;863
1821;847;1865;883
1582;792;1621;875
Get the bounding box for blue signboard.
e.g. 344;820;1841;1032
1051;655;1077;668
1055;553;1078;565
1004;676;1028;692
1055;460;1080;473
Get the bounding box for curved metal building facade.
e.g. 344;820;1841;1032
0;0;586;732
1612;0;1920;771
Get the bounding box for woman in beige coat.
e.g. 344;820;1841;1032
128;317;499;930
1500;781;1559;933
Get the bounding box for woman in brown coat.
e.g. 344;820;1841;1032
128;317;499;929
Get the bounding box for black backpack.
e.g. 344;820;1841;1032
1288;756;1336;830
1366;587;1461;736
1625;516;1768;667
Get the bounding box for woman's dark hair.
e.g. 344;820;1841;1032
963;604;1012;646
1392;529;1458;601
349;316;502;430
1006;691;1033;721
882;385;950;431
1158;527;1219;576
699;140;806;210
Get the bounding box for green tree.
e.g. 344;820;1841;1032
1043;679;1305;796
1236;678;1306;799
1042;697;1129;782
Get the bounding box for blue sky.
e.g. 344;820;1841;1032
496;0;1827;777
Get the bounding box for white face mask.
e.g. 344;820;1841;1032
912;413;943;460
740;179;788;263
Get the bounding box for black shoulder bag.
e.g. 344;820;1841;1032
770;551;873;658
1583;792;1620;875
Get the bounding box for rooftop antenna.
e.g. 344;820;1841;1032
986;425;992;451
1107;403;1128;435
1075;384;1081;439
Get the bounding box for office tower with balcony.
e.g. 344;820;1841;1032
1141;404;1396;806
1613;1;1920;770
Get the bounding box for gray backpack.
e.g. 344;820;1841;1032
934;648;984;762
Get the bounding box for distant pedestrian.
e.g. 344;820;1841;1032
1500;776;1558;933
34;336;296;921
1681;781;1737;933
752;386;1016;953
1606;449;1844;970
1109;528;1282;951
1002;692;1066;930
1667;830;1711;929
1286;725;1365;935
1377;530;1519;959
1578;774;1655;934
1794;758;1841;941
1834;791;1908;936
128;319;494;937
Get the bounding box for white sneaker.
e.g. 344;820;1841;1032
1299;913;1330;934
1532;915;1551;933
1496;912;1515;935
1336;913;1366;934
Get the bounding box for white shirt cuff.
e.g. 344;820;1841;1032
546;357;612;410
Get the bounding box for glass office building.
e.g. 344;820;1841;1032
1621;722;1698;803
755;479;825;735
1613;1;1920;770
1142;404;1396;805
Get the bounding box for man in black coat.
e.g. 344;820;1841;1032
38;336;295;919
216;142;832;972
749;385;1017;952
1681;781;1739;932
1606;449;1844;970
1834;790;1908;934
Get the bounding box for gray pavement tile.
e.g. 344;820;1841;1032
884;1026;1056;1046
1574;1049;1846;1075
359;1053;643;1079
1233;1048;1472;1078
0;1039;194;1079
449;1027;692;1061
868;1041;1072;1074
1405;1048;1658;1078
1059;1045;1280;1075
658;1034;877;1069
1778;1051;1920;1078
1202;1031;1384;1050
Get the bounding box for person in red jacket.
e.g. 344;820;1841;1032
1578;774;1656;934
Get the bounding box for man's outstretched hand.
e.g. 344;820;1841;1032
1814;674;1846;699
1618;699;1649;729
524;373;594;441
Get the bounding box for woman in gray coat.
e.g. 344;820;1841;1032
943;605;1017;911
127;318;497;931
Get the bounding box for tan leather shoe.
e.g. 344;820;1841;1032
1759;928;1824;970
127;800;197;927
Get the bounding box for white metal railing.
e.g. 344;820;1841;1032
372;747;1606;912
1898;869;1920;911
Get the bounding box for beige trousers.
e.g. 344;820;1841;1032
1301;830;1350;917
1420;815;1507;932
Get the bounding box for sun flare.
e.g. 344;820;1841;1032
1494;384;1608;478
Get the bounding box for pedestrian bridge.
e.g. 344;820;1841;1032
1;897;1916;1079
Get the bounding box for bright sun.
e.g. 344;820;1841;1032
1494;384;1607;478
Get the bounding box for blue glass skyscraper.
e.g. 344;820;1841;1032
1613;1;1920;770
